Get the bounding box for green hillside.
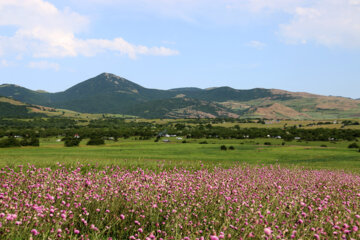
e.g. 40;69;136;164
0;84;52;105
0;96;46;118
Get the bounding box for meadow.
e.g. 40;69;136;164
0;137;360;172
1;136;360;239
1;164;359;239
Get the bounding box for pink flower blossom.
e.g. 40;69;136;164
264;227;272;236
31;229;39;236
6;214;17;221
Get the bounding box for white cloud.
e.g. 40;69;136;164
1;59;9;67
0;0;178;59
229;0;360;48
250;0;360;48
74;38;179;59
245;41;266;50
81;0;360;49
279;1;360;47
28;61;60;71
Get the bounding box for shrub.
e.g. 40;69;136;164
182;140;187;143
220;145;227;150
320;145;327;148
229;146;235;150
64;138;81;147
20;138;27;146
348;143;359;149
282;142;285;146
199;141;208;144
264;142;272;146
87;137;105;146
20;137;40;147
0;137;21;148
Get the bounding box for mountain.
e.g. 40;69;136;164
1;73;359;119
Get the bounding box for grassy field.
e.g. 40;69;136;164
1;137;359;172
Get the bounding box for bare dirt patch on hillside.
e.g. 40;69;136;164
254;103;311;119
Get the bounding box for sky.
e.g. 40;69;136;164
0;0;360;98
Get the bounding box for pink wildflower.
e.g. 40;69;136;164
90;224;99;231
6;214;17;221
264;227;272;236
31;229;39;236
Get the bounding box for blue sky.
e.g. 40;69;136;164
0;0;360;98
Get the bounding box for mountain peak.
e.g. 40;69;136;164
61;72;144;98
98;72;120;79
94;72;138;85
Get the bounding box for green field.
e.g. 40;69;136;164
1;137;359;172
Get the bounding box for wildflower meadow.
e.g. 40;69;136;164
0;164;359;239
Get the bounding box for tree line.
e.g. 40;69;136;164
1;118;360;143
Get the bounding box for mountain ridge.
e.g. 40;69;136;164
1;73;359;119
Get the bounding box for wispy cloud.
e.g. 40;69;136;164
80;0;360;49
245;41;266;50
0;59;10;67
28;61;60;71
279;1;360;48
0;0;179;60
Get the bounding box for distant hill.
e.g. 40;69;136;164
1;73;359;119
0;96;47;118
0;95;128;119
